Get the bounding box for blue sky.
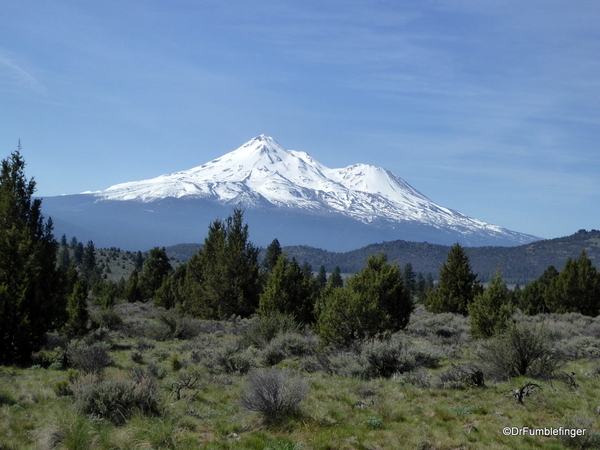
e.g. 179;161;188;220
1;0;598;240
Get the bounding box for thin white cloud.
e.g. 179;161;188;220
0;51;46;93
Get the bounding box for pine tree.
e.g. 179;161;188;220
402;263;416;296
57;245;72;272
0;148;66;365
328;266;344;288
134;251;144;271
141;247;173;298
261;238;282;274
124;269;144;303
258;254;317;324
425;243;481;315
468;268;514;338
183;208;260;319
81;240;100;285
316;265;328;289
71;242;83;265
65;281;89;337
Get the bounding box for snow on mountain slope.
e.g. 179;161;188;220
89;135;530;243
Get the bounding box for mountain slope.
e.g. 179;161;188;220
42;135;539;251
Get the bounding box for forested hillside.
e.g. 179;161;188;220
165;230;600;285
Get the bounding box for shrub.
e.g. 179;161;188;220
407;305;470;338
398;369;434;388
439;363;485;387
146;310;199;341
478;321;564;380
240;368;308;425
37;412;92;450
170;354;183;372
362;338;415;378
322;351;367;378
90;309;123;330
265;440;302;450
0;389;17;406
560;336;600;360
409;346;443;370
53;380;73;397
210;344;257;375
68;341;112;374
261;343;288;366
128;364;166;383
365;416;384;429
74;375;161;425
559;415;600;449
135;337;156;351
261;332;317;366
130;350;144;364
242;313;302;348
31;348;66;369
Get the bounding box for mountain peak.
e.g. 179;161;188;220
240;135;283;152
86;136;538;247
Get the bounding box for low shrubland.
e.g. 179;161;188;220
1;303;600;449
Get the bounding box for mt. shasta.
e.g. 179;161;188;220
42;135;539;251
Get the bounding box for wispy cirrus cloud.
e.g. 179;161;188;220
0;51;46;94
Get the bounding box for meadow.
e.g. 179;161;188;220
2;303;600;450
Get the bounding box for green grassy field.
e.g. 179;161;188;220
2;303;600;449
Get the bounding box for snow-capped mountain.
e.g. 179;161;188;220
42;135;539;251
88;135;533;244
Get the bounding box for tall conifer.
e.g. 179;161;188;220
425;243;481;315
0;148;65;364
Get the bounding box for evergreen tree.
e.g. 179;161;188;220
134;251;144;271
261;238;282;274
519;266;558;315
0;148;66;365
183;208;260;319
57;245;72;272
346;253;413;331
468;268;514;338
81;240;100;285
315;253;413;347
258;254;317;324
154;274;178;310
546;250;600;316
124;269;144;303
141;247;173;298
425;243;481;315
314;287;363;347
93;280;120;309
328;266;344;288
402;263;416;296
73;241;84;265
316;265;328;289
65;281;89;337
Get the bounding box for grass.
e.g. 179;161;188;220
2;304;600;449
